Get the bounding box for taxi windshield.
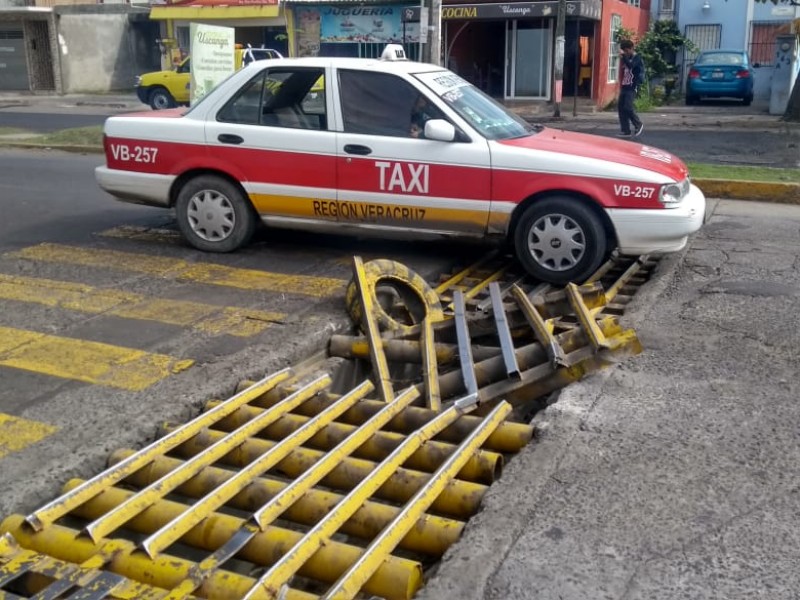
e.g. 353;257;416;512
414;71;536;140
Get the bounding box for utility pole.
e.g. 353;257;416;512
422;0;442;64
553;0;567;117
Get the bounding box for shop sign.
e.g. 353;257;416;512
190;23;235;105
441;0;602;21
319;5;421;43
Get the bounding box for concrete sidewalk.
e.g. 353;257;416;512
419;198;800;600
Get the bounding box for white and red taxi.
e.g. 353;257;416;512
96;45;705;285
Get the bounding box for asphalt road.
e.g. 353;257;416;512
0;147;469;516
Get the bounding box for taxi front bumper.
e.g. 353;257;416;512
607;183;706;255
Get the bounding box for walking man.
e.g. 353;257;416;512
617;39;645;138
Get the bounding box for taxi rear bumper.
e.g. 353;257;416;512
608;183;706;255
95;167;174;208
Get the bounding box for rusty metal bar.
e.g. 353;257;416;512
565;283;611;351
433;250;499;295
242;384;534;452
2;516;313;600
453;290;478;397
420;317;441;411
323;401;512;600
24;368;292;533
60;481;421;600
160;423;488;520
241;397;480;600
84;373;332;543
604;255;649;304
109;450;464;557
203;400;501;484
329;335;500;364
351;256;394;402
140;378;369;557
156;383;414;599
489;282;520;379
253;385;420;528
511;284;569;369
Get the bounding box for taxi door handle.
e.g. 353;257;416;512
218;134;244;145
344;144;372;156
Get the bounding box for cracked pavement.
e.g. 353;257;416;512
419;199;800;600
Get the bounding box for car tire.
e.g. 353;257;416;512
513;197;607;285
743;94;753;106
685;94;698;106
175;175;257;253
149;87;176;110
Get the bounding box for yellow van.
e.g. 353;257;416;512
135;47;283;110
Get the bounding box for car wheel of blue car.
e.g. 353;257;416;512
743;94;753;106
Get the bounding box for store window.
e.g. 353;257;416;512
607;15;622;82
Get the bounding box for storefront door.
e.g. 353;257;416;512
504;19;552;100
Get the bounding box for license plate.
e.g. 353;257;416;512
712;72;724;79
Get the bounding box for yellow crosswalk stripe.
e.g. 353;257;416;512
0;274;285;337
9;243;346;298
0;413;58;460
0;326;194;391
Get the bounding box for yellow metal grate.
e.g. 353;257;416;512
0;252;656;600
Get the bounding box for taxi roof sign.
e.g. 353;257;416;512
381;44;408;61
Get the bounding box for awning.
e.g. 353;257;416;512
150;4;280;20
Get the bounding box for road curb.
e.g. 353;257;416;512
694;178;800;205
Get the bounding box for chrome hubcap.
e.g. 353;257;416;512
186;190;235;242
527;213;586;272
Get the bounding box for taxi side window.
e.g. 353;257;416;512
217;67;326;130
339;70;442;138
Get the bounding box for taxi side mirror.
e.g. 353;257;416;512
424;119;456;142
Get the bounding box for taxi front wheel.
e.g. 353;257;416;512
175;175;257;253
514;198;607;285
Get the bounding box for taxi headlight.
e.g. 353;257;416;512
659;178;689;205
135;75;142;87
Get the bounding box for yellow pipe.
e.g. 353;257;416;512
141;378;365;558
86;373;332;544
239;385;533;453
156;386;419;599
162;424;488;519
25;368;292;533
325;401;512;599
109;450;464;557
59;480;422;600
243;399;476;599
0;515;315;600
204;400;502;484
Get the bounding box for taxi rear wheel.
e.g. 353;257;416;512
175;175;257;253
514;198;607;285
149;87;176;110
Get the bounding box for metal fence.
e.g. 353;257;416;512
749;20;793;67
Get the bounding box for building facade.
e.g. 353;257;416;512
651;0;799;100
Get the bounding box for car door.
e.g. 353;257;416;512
204;65;337;225
332;69;492;237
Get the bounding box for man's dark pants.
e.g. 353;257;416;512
618;88;642;134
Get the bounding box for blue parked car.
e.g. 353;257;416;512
686;50;755;106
